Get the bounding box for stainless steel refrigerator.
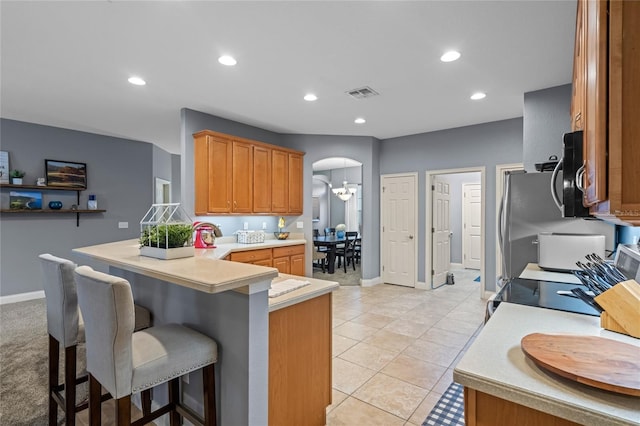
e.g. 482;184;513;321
498;171;614;283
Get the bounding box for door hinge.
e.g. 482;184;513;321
432;227;435;233
431;269;434;275
382;265;385;271
382;186;385;192
431;185;435;190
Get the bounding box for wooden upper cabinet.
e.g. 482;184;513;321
570;0;585;132
582;0;608;207
253;145;272;213
573;0;640;224
194;133;232;214
288;153;303;215
232;141;254;213
194;130;305;215
271;150;289;213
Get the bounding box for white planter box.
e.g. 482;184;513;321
140;245;195;260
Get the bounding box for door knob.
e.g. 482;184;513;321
409;235;414;239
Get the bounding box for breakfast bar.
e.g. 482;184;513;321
73;239;338;426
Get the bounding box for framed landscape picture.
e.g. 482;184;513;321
45;159;87;188
10;190;42;210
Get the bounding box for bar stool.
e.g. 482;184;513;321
38;254;152;426
74;266;218;426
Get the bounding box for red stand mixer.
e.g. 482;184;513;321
193;222;221;248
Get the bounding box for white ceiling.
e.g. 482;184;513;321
1;1;577;155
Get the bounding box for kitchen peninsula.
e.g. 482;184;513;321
454;303;639;426
73;238;338;426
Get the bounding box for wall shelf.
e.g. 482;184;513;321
0;183;106;226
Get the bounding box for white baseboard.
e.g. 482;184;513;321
360;276;382;287
0;290;45;305
415;281;427;290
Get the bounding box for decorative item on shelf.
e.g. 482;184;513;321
9;190;42;210
87;194;97;210
44;159;87;188
332;158;357;201
0;151;10;184
48;201;63;210
274;216;289;240
139;203;194;260
70;204;78;211
335;223;346;238
36;177;46;186
9;169;25;185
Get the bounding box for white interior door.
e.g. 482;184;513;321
381;174;416;287
432;176;451;286
463;183;481;270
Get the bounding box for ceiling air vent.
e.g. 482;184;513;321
346;86;379;99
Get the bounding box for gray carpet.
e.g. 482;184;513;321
0;298;86;425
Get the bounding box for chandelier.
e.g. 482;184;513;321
332;159;357;201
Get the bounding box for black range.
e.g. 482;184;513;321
492;278;601;317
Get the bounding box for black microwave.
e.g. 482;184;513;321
551;130;590;217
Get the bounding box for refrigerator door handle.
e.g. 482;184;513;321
498;173;510;279
550;159;563;212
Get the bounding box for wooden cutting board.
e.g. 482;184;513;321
521;333;640;396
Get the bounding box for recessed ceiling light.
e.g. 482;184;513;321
470;92;486;100
440;50;461;62
128;76;146;86
218;55;237;66
304;94;318;101
354;118;366;124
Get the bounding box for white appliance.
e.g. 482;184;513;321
537;232;606;272
614;244;640;281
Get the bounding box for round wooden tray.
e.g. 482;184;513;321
521;333;640;397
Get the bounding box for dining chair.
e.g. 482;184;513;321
74;266;218;426
335;237;357;273
39;254;152;426
346;232;361;265
324;227;336;237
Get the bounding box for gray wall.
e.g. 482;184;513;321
523;84;572;171
0;118;170;297
380;118;523;289
283;134;381;282
442;172;481;264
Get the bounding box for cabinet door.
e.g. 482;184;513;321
570;0;586;132
273;256;290;274
253;145;272;213
271;150;289;213
195;134;232;214
254;258;273;267
229;248;272;263
290;253;305;276
232;141;254;213
288;153;303;214
583;0;608;206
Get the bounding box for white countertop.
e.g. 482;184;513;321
73;238;338;307
520;263;581;284
453;303;640;426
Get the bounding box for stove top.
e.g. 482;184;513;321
493;278;601;317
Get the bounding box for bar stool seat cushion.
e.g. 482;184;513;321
131;324;218;394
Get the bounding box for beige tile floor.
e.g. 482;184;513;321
326;266;486;426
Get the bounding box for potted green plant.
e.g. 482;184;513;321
139;223;195;259
10;169;25;185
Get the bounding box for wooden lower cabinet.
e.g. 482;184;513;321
464;388;580;426
269;293;332;426
272;245;305;276
227;244;305;275
228;248;272;266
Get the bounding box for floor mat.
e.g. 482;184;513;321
422;382;465;426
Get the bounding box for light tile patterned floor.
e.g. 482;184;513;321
326;266;486;426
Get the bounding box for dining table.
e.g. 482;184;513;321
313;235;360;274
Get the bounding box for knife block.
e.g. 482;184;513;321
593;280;640;339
